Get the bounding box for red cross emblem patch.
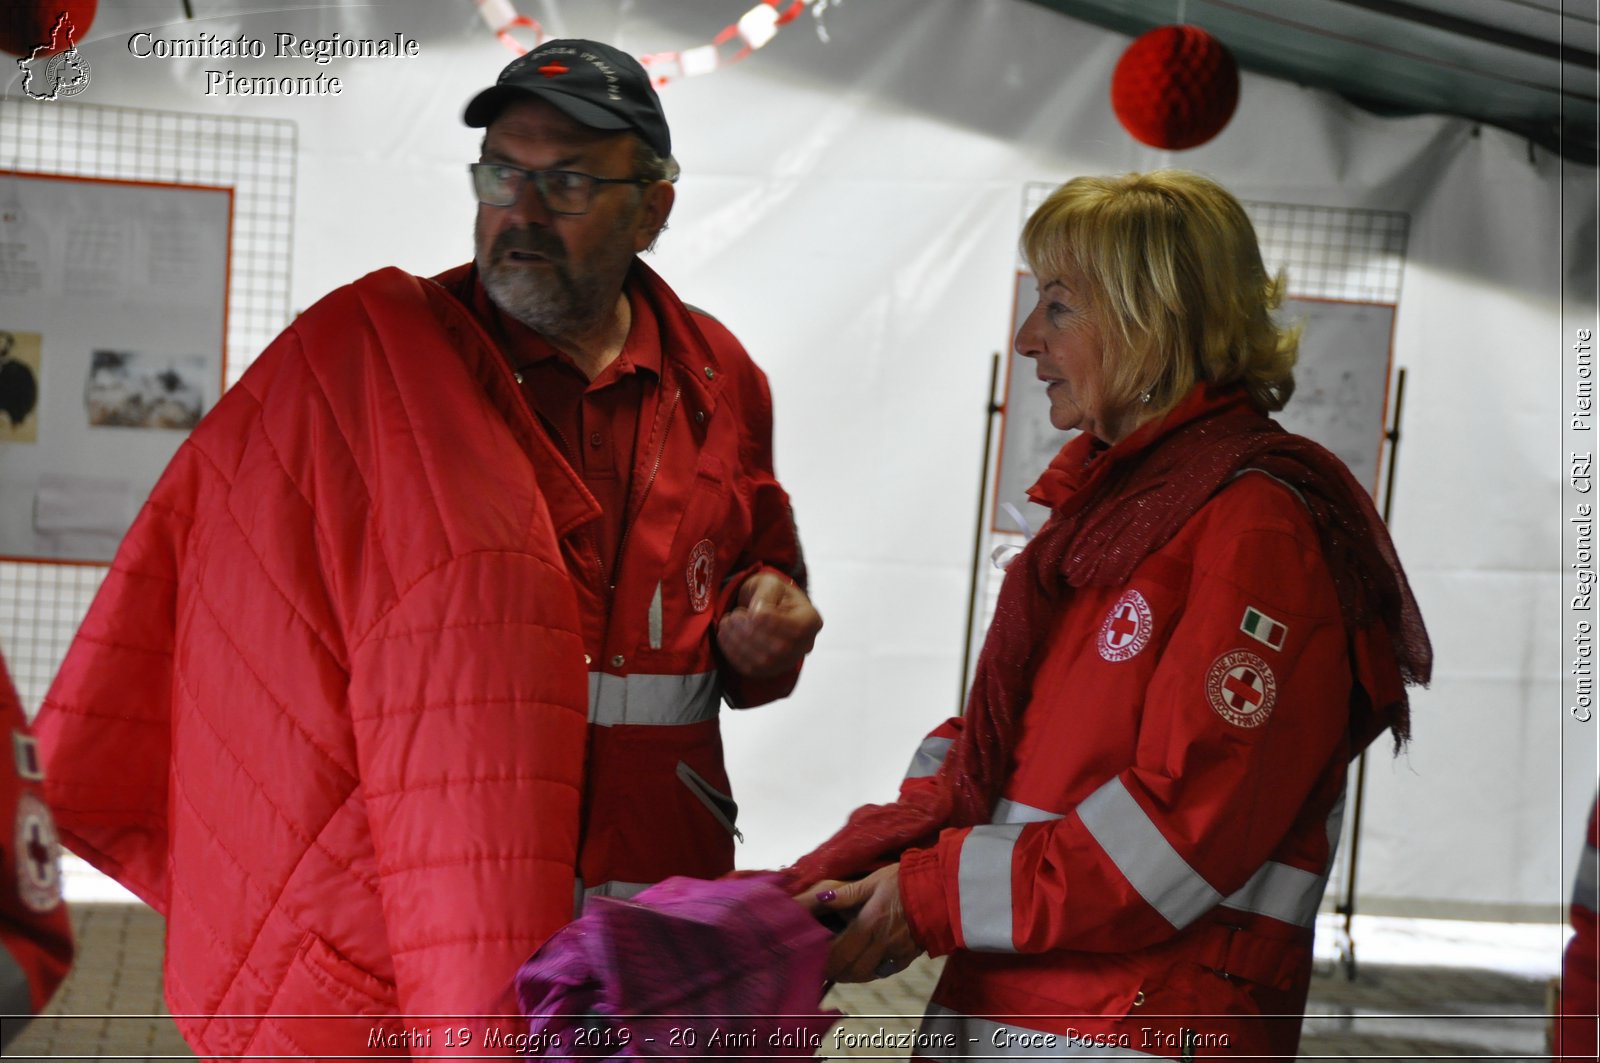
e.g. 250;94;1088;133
15;792;62;913
1206;650;1278;728
686;539;716;614
1097;589;1153;662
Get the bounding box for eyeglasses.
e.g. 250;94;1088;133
469;162;651;215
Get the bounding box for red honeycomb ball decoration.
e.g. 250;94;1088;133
0;1;97;58
1111;24;1239;150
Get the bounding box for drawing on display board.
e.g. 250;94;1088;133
0;331;42;443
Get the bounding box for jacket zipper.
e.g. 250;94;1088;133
611;385;682;592
675;760;744;841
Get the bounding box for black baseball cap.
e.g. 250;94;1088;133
464;39;671;158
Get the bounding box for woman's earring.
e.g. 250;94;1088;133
1141;389;1154;405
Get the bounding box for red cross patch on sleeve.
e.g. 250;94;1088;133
1098;589;1153;662
15;792;62;913
1206;650;1278;728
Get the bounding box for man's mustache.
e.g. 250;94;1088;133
492;228;566;263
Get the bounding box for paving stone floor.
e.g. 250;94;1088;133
4;903;1556;1061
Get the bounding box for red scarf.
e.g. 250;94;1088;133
784;384;1431;888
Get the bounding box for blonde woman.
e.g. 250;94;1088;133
790;171;1431;1061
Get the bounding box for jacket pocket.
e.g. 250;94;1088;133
246;931;400;1056
676;760;743;841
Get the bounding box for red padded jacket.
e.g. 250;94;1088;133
35;268;590;1058
898;472;1354;1060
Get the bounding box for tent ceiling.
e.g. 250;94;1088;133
1023;0;1598;162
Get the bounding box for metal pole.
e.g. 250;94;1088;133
959;353;1005;709
1337;366;1408;980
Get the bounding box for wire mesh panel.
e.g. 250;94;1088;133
0;100;296;713
1018;182;1408;301
1249;200;1408;304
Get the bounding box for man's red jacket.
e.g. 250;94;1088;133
35;268;591;1058
431;260;809;906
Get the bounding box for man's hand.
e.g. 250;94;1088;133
715;571;822;679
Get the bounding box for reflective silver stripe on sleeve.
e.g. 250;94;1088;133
1325;788;1347;866
588;671;720;727
919;1004;1163;1059
1575;842;1599;914
1220;860;1328;927
957;823;1025;952
991;798;1063;825
1217;786;1345;927
903;737;954;780
1076;776;1221;929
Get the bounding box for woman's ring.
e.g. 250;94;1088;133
873;957;899;978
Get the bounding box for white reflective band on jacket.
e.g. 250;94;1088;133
918;1005;1162;1060
1576;841;1599;914
904;736;955;780
1078;777;1332;931
588;671;720;727
960;780;1336;951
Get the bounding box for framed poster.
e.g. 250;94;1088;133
0;171;231;563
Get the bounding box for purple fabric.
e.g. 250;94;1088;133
514;876;838;1057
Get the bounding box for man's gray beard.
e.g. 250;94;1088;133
477;206;640;340
479;255;610;339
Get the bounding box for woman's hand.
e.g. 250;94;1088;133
805;865;923;982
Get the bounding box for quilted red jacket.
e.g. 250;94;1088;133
35;268;590;1058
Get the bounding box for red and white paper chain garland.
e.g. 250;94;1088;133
472;0;835;86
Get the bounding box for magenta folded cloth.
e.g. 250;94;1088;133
514;875;839;1058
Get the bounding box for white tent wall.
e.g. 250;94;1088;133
16;0;1594;924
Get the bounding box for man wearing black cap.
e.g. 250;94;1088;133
444;36;822;901
35;37;819;1059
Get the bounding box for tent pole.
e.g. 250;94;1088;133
960;353;1005;709
1337;365;1408;980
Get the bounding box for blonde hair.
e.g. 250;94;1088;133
1021;170;1298;415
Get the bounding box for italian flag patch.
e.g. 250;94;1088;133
1240;606;1287;650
